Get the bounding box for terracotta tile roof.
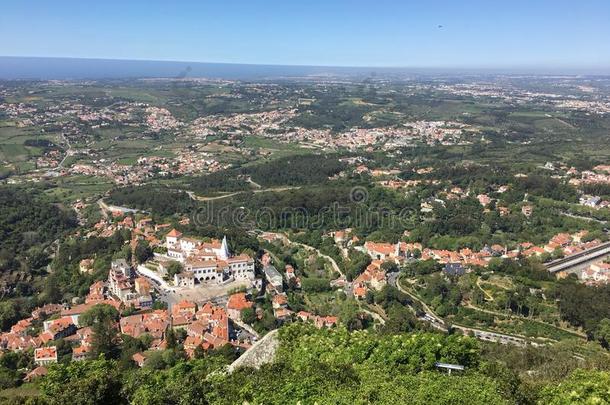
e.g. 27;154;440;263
166;228;183;238
173;300;197;313
24;366;47;381
364;241;395;256
227;293;253;311
354;286;367;298
132;352;147;363
11;318;33;334
62;300;121;316
73;345;91;356
272;294;288;306
187;320;209;337
35;346;57;360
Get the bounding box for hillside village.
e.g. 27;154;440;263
3;205;604;379
0;188;610;378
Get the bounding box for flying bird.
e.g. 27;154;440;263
438;25;443;29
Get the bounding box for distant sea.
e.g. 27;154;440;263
0;56;608;80
0;57;395;80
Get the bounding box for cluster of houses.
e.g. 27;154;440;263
360;240;491;269
3;235;336;376
84;219;258;293
259;253;293;321
569;165;610;187
259;119;476;151
331;228;604;293
359;230;601;267
123;298;251;363
0;304;64;353
86;211;182;243
352;260;388;299
579;195;610;210
68;150;228;185
0;281;122;369
0;287;260;376
376;179;538;221
296;312;338;328
255;250;337;326
581;260;610;285
521;231;602;259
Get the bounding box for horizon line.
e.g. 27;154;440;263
2;55;610;74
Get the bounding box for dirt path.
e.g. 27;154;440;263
282;235;344;278
190;186;302;202
463;302;586;338
476;277;495;301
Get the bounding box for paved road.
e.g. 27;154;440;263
546;241;610;273
560;211;608;225
389;274;446;329
57;133;72;168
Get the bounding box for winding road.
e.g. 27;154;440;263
390;275;539;346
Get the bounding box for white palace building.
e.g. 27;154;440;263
164;229;255;288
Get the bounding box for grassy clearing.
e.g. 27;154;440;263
44;175;114;202
0;383;40;401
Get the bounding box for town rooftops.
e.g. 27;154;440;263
227;293;253;311
24;366;47;382
364;241;396;255
166;228;183;238
173;300;197;314
185;258;220;269
35;346;57;360
227;254;254;263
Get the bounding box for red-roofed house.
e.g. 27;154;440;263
72;345;91;361
24;366;47;382
364;241;397;261
226;293;253;320
132;352;147;368
34;346;58;366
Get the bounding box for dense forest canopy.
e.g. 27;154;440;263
0;187;77;275
241;154;347;187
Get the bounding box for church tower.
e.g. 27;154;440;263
219;236;230;260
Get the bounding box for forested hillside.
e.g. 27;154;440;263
0;187;76;278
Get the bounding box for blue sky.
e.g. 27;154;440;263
1;0;609;68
